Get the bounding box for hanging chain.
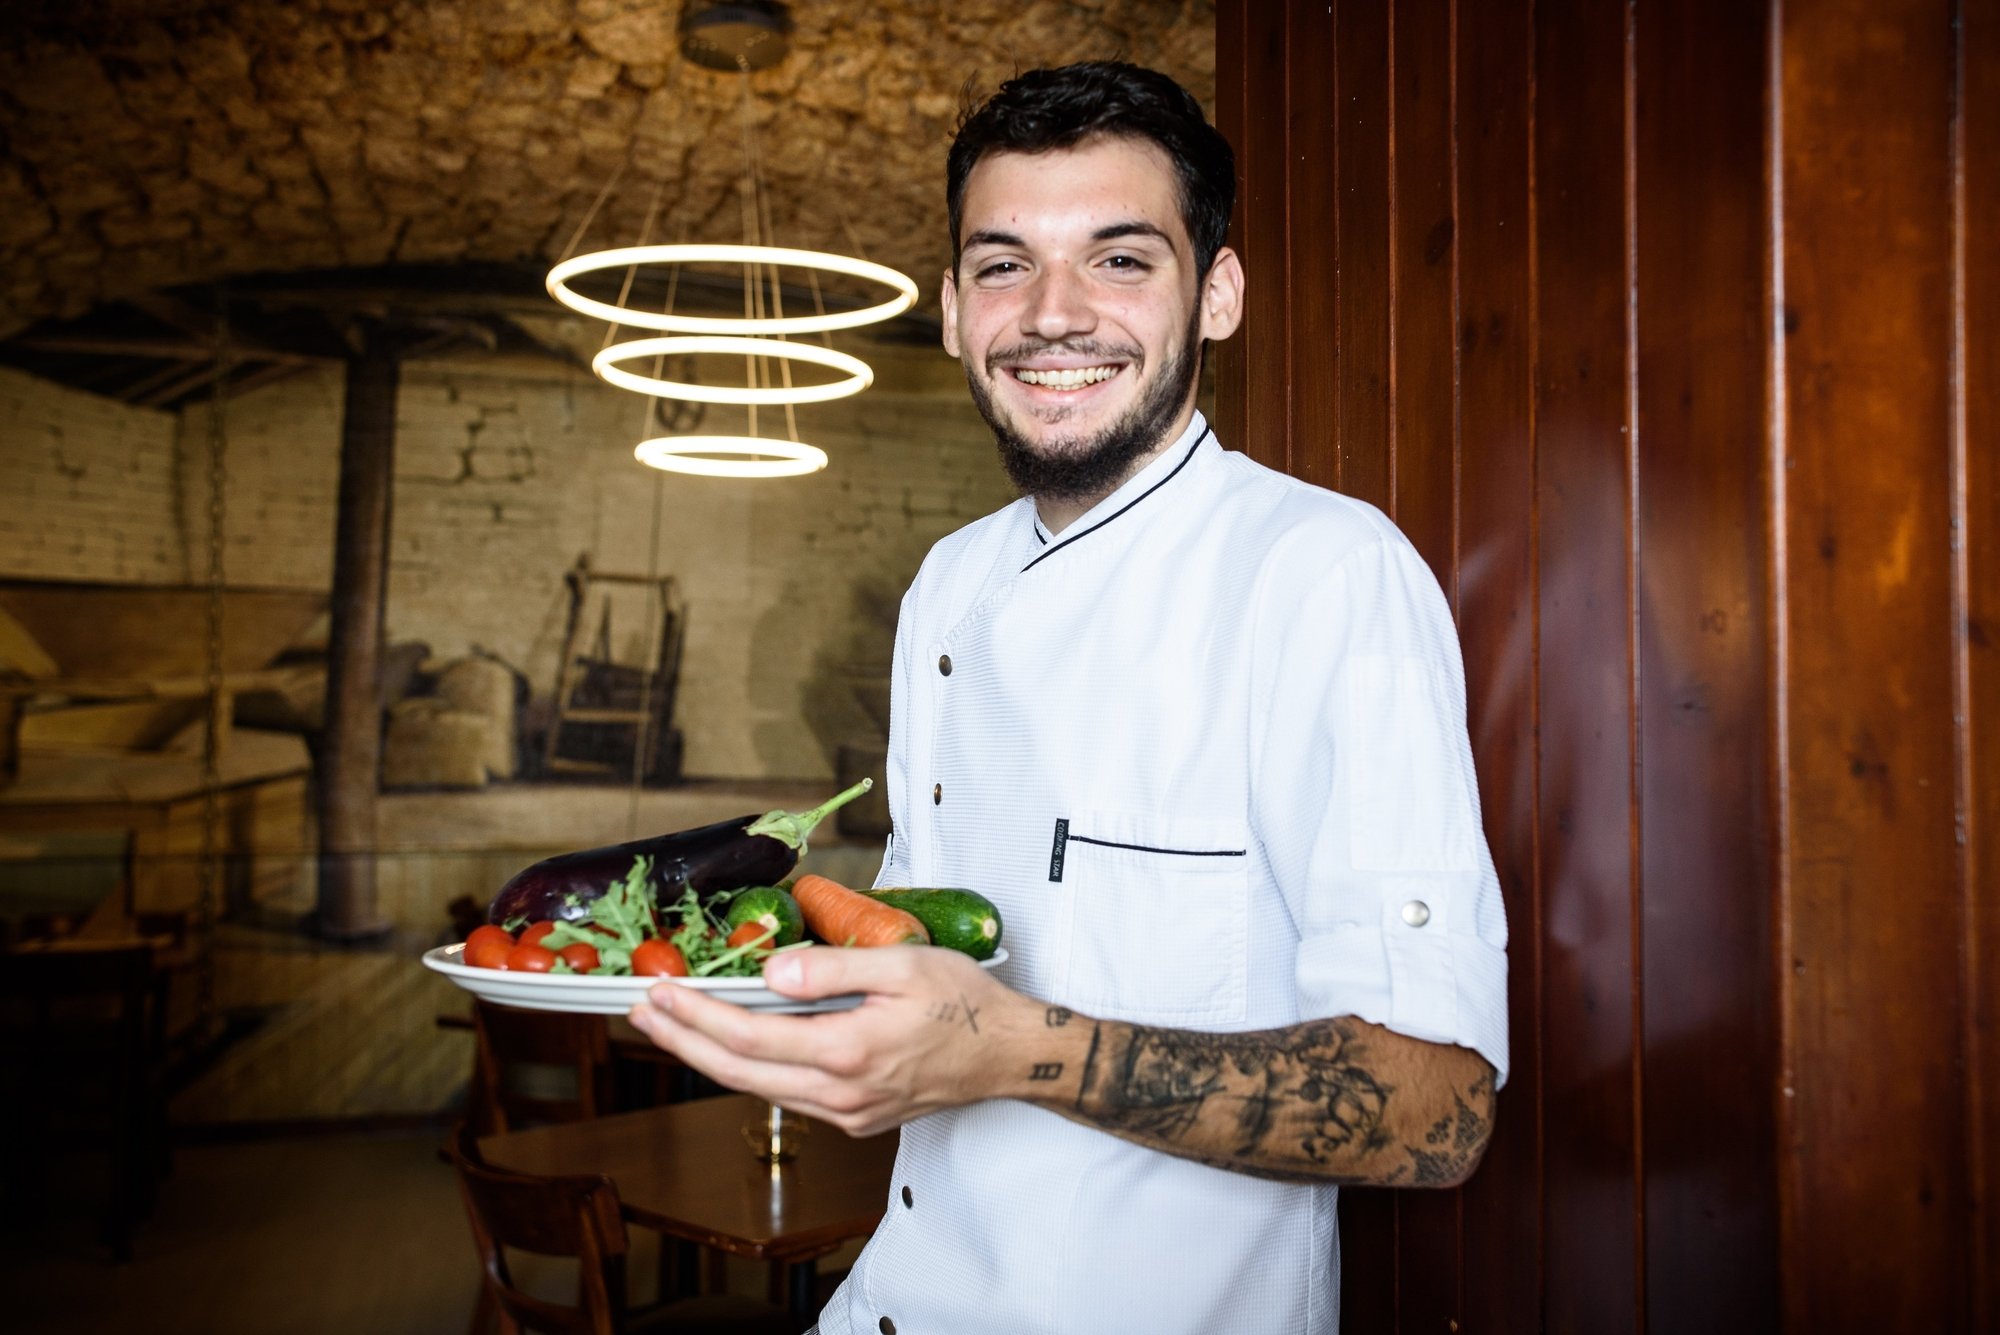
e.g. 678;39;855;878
195;290;231;1035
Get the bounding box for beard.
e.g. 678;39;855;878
964;305;1204;504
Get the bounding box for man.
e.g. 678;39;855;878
630;61;1509;1334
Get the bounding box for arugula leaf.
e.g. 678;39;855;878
527;857;778;979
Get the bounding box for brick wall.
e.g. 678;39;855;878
3;337;1012;781
0;364;186;584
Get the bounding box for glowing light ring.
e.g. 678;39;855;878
634;435;829;479
593;335;874;404
549;244;920;335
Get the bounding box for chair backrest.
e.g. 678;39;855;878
471;1000;615;1135
446;1121;632;1335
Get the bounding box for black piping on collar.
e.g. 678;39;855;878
1019;425;1214;574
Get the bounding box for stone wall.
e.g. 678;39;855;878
3;334;1012;780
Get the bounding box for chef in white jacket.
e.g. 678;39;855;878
631;61;1510;1335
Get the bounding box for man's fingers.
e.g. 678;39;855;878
628;999;838;1108
639;976;863;1069
760;943;922;1000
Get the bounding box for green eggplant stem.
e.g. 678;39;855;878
744;776;873;852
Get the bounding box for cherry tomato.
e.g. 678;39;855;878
465;925;514;970
631;939;689;977
556;942;600;974
505;943;557;973
519;921;560;949
726;921;774;952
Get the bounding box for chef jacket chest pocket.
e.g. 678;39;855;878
1053;812;1250;1026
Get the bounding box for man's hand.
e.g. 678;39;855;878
627;945;1038;1136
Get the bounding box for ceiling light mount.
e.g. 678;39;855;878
680;2;793;72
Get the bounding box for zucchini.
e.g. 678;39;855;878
862;887;1003;960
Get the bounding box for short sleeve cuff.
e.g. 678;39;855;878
1295;905;1511;1088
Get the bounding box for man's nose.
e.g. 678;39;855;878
1021;265;1096;341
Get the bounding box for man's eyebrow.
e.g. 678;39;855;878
961;228;1026;251
1092;221;1179;250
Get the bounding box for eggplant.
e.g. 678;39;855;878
487;778;872;927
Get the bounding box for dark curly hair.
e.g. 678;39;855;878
946;61;1236;280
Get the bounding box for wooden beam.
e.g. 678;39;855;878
313;338;397;941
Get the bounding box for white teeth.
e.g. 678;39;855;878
1015;365;1119;389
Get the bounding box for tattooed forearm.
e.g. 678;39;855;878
1041;1015;1496;1188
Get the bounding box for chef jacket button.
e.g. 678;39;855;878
938;653;953;676
879;1319;896;1335
1401;900;1432;928
901;1184;914;1208
933;783;942;805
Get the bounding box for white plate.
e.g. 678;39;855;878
423;943;1010;1016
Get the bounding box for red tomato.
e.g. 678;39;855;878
505;943;557;973
557;942;600;974
465;925;514;970
726;921;774;952
519;921;560;949
630;939;689;977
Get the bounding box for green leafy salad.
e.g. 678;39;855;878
515;856;803;978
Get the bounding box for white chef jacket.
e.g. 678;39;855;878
818;413;1509;1335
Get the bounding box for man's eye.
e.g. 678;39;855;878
977;260;1023;279
1103;255;1151;272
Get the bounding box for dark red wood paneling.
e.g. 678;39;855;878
1286;0;1340;488
1777;0;1969;1327
1532;0;1641;1329
1630;2;1781;1329
1391;0;1460;599
1212;0;1247;455
1450;0;1544;1327
1334;0;1392;506
1239;1;1290;471
1958;4;2000;1321
1387;0;1468;1328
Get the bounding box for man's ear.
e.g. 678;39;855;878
940;266;962;358
1198;247;1245;344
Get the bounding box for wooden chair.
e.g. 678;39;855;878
0;941;166;1261
471;1000;616;1135
446;1122;795;1335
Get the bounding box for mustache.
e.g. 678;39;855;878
984;338;1143;373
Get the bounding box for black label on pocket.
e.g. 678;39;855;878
1048;818;1069;883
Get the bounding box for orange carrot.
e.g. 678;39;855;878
792;873;930;947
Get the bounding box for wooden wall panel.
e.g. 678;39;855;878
1216;2;1992;1329
1532;1;1641;1329
1960;5;2000;1320
1211;0;1247;456
1631;2;1780;1329
1237;2;1289;471
1777;0;1970;1326
1391;0;1460;598
1451;0;1544;1327
1331;0;1391;506
1287;1;1340;489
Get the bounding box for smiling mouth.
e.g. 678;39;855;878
1011;365;1123;390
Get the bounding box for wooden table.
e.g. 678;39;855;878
480;1093;898;1317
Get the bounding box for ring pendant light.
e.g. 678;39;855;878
593;334;874;404
548;244;917;336
633;434;829;478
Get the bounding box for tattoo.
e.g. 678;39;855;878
1060;1016;1496;1187
1045;1006;1073;1027
1085;1019;1391;1168
1029;1062;1063;1081
1404;1082;1493;1184
923;993;982;1034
